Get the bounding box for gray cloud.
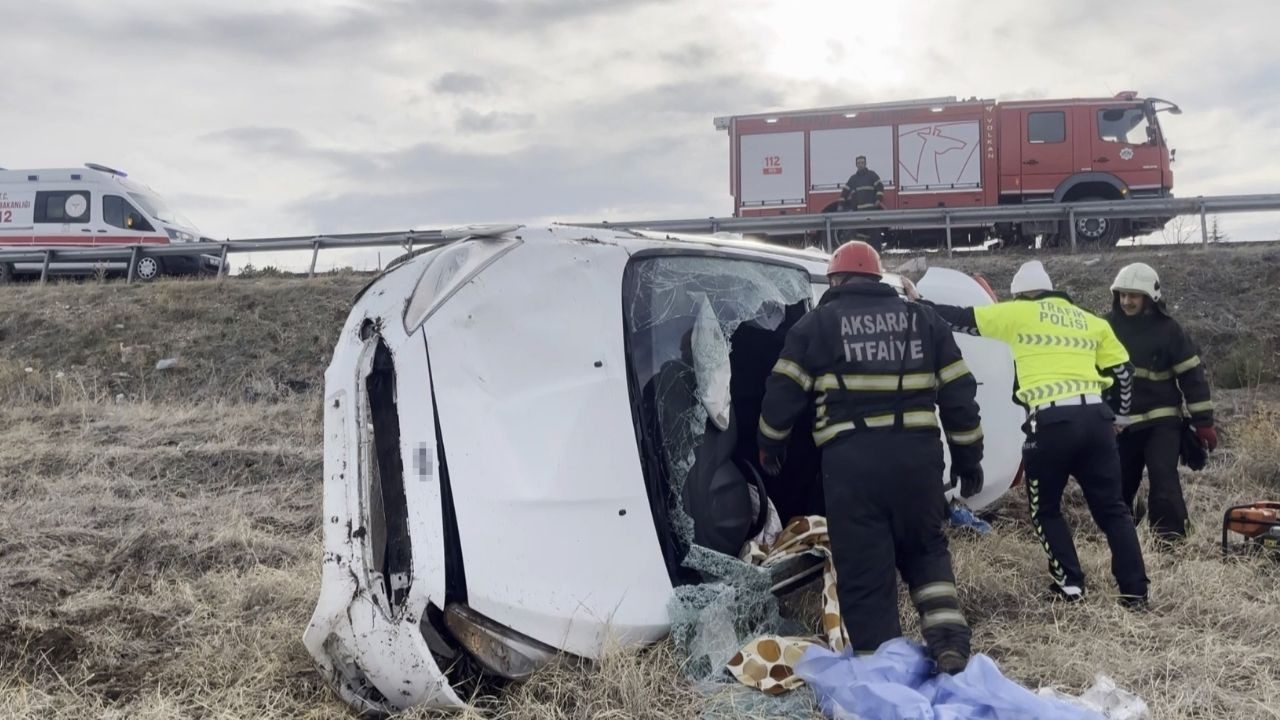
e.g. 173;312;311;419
659;43;719;67
270;132;720;231
383;0;678;30
201;127;379;175
433;71;493;95
456;109;536;134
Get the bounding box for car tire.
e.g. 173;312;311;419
135;256;163;281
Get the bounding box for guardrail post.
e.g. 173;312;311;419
39;250;52;285
824;216;833;252
944;212;953;257
217;243;229;281
308;240;321;278
126;246;140;284
1068;208;1078;253
710;220;720;233
1199;196;1209;247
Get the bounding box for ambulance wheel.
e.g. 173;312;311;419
0;263;13;284
135;256;163;281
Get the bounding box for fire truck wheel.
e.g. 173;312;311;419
0;262;13;284
1071;197;1121;246
135;256;163;281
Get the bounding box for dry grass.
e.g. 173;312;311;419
1;264;1279;718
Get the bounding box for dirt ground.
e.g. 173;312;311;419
1;247;1278;719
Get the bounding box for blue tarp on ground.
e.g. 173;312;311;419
796;638;1105;720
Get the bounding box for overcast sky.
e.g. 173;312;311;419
3;0;1278;270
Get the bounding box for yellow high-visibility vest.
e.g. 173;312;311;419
973;297;1129;407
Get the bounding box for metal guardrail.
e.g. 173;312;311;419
0;230;454;284
587;193;1280;252
2;195;1279;283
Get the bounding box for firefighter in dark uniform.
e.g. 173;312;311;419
840;155;886;249
1104;263;1217;541
908;260;1150;608
757;240;984;673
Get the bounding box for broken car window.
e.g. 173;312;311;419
623;255;811;564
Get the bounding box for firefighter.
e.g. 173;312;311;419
840;155;885;211
839;155;886;248
906;261;1150;608
757;240;984;674
1104;263;1217;541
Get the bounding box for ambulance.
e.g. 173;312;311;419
0;163;222;280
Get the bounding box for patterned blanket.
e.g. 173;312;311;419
726;515;847;695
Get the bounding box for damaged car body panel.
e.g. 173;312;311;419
422;232;675;659
306;226;1024;713
305;257;462;713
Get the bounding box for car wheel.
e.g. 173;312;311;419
135;256;163;281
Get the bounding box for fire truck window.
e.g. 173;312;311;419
104;195;155;232
1027;112;1065;144
1098;108;1152;145
34;191;91;223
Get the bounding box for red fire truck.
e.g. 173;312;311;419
714;92;1181;247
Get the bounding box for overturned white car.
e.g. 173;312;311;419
303;225;1024;714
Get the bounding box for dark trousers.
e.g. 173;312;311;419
1023;404;1149;597
822;433;969;659
1118;422;1189;539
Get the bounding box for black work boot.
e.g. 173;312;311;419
934;649;968;675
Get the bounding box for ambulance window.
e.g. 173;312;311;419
104;195;155;232
1098;107;1152;145
34;191;91;224
1027;112;1065;144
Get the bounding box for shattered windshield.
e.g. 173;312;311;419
623;254;812;574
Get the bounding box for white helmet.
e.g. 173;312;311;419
1010;260;1053;296
1111;262;1161;302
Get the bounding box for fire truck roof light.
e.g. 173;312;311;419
765;118;778;123
930;107;944;112
844;113;858;118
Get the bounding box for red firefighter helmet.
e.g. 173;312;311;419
827;240;883;279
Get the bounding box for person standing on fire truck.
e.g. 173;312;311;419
757;240;984;674
841;155;885;211
840;155;886;248
907;261;1150;608
1104;263;1217;541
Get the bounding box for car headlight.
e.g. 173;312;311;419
165;228;197;243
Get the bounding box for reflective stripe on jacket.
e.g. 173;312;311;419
1104;305;1213;429
758;281;983;470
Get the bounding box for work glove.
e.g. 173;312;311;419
1196;425;1219;452
951;466;984;499
759;448;785;477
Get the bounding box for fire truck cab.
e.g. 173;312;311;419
0;163;222;281
716;92;1181;247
